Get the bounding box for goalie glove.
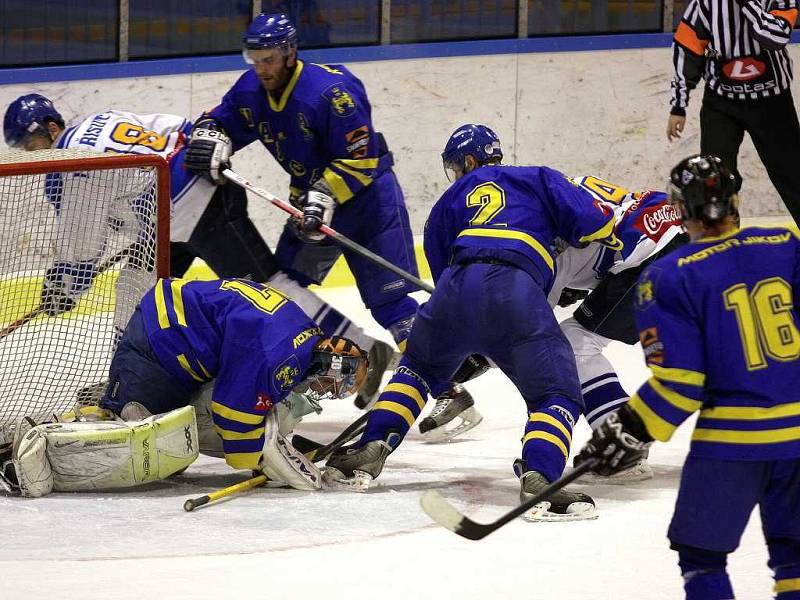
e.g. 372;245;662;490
40;260;96;316
260;410;322;491
184;119;232;185
574;404;654;476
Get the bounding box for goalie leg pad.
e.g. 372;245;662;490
10;406;199;495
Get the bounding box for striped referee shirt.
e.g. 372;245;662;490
670;0;799;114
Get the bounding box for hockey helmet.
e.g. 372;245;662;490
441;124;503;182
243;13;298;58
669;155;738;223
3;93;64;148
295;336;369;403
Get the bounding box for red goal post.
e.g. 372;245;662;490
0;149;171;444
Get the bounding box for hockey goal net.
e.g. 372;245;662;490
0;149;170;444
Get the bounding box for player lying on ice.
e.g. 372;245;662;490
576;155;800;600
0;278;368;498
420;170;690;484
3;93;398;409
322;124;625;521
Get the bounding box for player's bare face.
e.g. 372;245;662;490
247;49;292;92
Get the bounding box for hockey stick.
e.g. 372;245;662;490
419;457;599;540
222;168;434;294
0;245;138;341
183;412;370;512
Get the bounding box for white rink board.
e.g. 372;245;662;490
0;287;775;600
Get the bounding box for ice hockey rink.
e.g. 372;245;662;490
0;285;776;600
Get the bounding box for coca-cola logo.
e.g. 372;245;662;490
722;57;766;81
639;204;681;237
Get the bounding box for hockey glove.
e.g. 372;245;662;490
298;189;336;243
184;119;232;185
557;287;590;308
575;404;653;476
40;261;96;316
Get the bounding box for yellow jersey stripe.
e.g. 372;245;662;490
649;378;703;413
225;451;263;470
629;393;679;442
336;157;380;169
397;338;407;353
384;382;426;411
322;168;353;203
650;365;706;387
693;427;800;444
213;424;265;441
701;402;800;420
457;228;554;272
578;217;616;244
522;431;568;459
775;577;800;593
268;60;303;112
373;400;416;428
177;354;205;382
332;161;374;187
170;279;189;327
529;412;572;443
154;280;170;329
210;401;265;426
197;360;212;379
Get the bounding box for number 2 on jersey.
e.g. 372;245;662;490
724;277;800;370
466;182;506;226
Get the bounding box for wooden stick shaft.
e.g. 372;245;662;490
183;474;267;512
222;168;434;294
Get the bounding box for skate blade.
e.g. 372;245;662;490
522;502;598;522
421;408;483;444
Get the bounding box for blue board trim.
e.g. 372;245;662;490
3;31;799;85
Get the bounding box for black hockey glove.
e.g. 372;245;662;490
557;287;590;308
184;119;232;185
575;404;654;476
294;187;335;243
40;261;95;316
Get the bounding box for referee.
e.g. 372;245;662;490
667;0;800;226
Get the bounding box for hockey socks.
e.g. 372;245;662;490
521;397;581;485
771;540;800;599
582;372;629;429
676;546;734;600
359;365;430;446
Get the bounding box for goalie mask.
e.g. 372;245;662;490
294;337;369;405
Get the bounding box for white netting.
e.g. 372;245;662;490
0;149;167;443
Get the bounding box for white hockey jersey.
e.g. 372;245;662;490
53;110;214;243
548;175;685;305
54;110;190;159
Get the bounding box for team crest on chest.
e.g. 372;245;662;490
274;355;302;390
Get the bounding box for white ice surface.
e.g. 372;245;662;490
0;288;774;600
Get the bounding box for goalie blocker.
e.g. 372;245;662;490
1;406;198;497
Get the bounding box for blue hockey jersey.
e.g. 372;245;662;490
138;278;322;469
424;165;623;291
631;227;800;460
207;60;393;204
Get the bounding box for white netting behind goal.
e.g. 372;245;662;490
0;149;169;444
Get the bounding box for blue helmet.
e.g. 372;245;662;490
441;124;503;181
4;93;64;148
243;13;298;53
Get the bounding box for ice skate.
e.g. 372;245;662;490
519;470;597;522
418;384;482;443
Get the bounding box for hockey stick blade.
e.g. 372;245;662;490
420;458;599;540
291;411;369;463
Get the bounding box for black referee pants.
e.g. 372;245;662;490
700;89;800;227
